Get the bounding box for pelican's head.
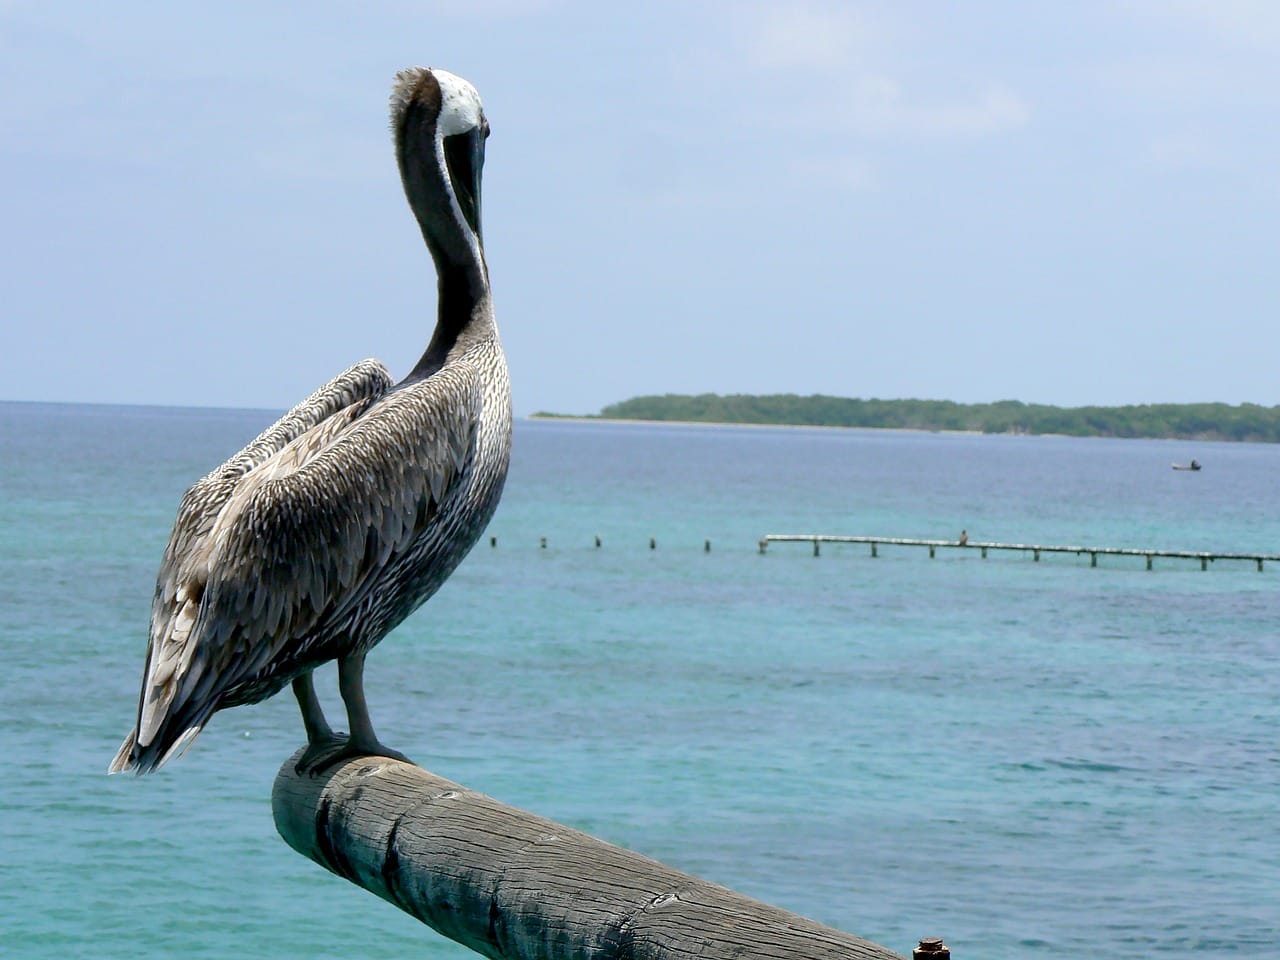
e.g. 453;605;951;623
391;67;489;266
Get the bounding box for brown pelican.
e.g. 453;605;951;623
110;67;510;775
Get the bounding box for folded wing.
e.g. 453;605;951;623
113;362;479;773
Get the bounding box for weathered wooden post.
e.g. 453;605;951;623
273;754;907;960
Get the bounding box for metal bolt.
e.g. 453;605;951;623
913;937;950;960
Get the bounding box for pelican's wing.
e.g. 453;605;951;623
127;365;480;769
154;359;395;615
112;360;394;773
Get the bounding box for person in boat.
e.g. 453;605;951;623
1190;459;1200;470
959;529;969;546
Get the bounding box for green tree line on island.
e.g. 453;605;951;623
535;394;1280;443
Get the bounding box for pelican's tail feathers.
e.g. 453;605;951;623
107;722;207;776
107;729;137;775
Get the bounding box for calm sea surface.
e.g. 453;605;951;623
1;402;1277;958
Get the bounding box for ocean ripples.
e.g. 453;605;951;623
5;408;1280;958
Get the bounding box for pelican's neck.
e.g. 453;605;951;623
407;278;494;381
397;122;492;382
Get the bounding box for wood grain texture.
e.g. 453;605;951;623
273;753;906;960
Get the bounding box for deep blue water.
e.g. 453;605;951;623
1;402;1277;958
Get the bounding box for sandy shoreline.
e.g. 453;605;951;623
525;414;988;436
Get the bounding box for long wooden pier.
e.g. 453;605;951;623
759;534;1280;571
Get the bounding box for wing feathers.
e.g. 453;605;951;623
128;366;482;765
131;361;395;757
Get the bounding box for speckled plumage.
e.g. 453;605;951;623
111;68;510;774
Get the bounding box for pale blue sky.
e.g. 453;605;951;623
3;1;1279;415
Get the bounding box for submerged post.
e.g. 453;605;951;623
273;754;905;960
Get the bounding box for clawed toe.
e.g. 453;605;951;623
295;734;413;776
295;734;350;776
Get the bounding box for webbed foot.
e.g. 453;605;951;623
294;733;413;777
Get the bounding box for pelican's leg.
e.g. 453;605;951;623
293;651;411;775
292;671;345;774
337;649;412;765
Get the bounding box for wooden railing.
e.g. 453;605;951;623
273;752;912;960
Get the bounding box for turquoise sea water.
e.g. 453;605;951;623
2;401;1277;958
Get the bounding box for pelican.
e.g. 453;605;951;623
110;67;510;775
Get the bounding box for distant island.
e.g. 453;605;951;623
531;394;1280;443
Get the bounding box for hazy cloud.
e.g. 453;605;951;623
745;2;876;71
389;0;560;18
790;153;875;193
837;75;1028;138
1143;132;1226;170
740;2;1029;140
1131;0;1280;48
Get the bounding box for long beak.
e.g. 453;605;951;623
443;126;485;246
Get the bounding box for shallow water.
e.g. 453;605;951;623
2;404;1277;958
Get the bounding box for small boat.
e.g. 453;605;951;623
1172;460;1202;471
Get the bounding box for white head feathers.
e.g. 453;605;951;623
390;66;485;136
433;69;485;137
